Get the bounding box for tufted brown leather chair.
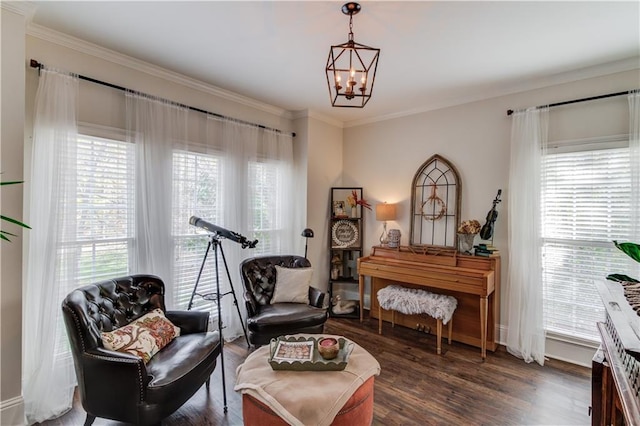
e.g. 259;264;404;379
239;255;328;346
61;274;221;426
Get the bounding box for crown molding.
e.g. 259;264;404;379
291;109;343;128
26;23;293;120
344;56;640;128
1;1;36;19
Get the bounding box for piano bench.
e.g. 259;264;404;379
377;285;457;355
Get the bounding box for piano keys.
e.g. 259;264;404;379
358;245;500;359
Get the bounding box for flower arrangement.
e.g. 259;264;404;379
457;219;481;235
346;190;372;210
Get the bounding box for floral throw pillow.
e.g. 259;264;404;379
101;308;180;363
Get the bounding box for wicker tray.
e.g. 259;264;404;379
268;336;354;371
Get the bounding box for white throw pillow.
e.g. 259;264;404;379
271;265;313;305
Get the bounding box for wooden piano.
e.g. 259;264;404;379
357;245;500;359
593;280;640;425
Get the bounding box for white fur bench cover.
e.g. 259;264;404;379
377;285;457;324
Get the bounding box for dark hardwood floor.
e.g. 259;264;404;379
40;316;592;426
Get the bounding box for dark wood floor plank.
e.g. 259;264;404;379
38;316;592;426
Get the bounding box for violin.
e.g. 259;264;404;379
479;189;502;241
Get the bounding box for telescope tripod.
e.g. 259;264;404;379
187;234;250;413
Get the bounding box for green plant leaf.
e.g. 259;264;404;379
606;273;640;283
1;178;30;243
0;230;18;242
0;215;31;229
613;240;640;263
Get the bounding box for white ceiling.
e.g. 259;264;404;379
26;1;640;126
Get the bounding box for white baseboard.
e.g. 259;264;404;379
0;396;25;426
497;325;596;368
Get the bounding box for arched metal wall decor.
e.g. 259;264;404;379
409;154;461;248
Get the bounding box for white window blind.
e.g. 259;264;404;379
542;143;638;341
249;161;283;255
56;133;135;355
172;150;222;312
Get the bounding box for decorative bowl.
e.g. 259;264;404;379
317;337;340;360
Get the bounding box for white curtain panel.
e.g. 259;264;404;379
629;90;640;242
506;107;548;366
126;92;188;308
23;68;79;424
213;116;296;340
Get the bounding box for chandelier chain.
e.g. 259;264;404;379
348;14;354;41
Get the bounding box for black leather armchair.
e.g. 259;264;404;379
239;255;328;346
61;274;221;426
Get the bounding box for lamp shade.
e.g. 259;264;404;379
376;203;396;221
301;228;314;238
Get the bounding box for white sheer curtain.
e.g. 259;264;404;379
629;90;640;242
127;103;296;339
23;68;79;424
209;116;295;340
126;92;188;308
506;106;548;365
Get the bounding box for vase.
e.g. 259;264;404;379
458;233;476;254
331;266;340;280
351;207;357;218
387;229;401;248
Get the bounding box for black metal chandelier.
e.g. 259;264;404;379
325;2;380;108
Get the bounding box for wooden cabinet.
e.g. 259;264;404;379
328;187;364;318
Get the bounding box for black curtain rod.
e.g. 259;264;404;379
30;59;296;137
506;90;635;116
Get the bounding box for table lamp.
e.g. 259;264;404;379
375;203;397;245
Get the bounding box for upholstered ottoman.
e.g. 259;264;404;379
242;376;374;426
235;334;380;426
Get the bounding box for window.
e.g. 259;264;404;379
249;160;286;255
542;139;639;341
55;132;135;355
172;150;223;312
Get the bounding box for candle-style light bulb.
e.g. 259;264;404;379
335;74;342;91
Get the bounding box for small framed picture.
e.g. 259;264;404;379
333;201;346;217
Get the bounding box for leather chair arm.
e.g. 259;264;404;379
165;310;209;334
81;348;149;411
244;291;257;317
309;286;325;308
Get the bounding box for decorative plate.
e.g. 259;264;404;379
331;220;359;248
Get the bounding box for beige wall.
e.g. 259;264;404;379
1;6;26;426
343;68;640;365
305;115;343;295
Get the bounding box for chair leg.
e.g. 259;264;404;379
84;414;96;426
378;305;382;334
436;319;443;355
448;317;453;344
